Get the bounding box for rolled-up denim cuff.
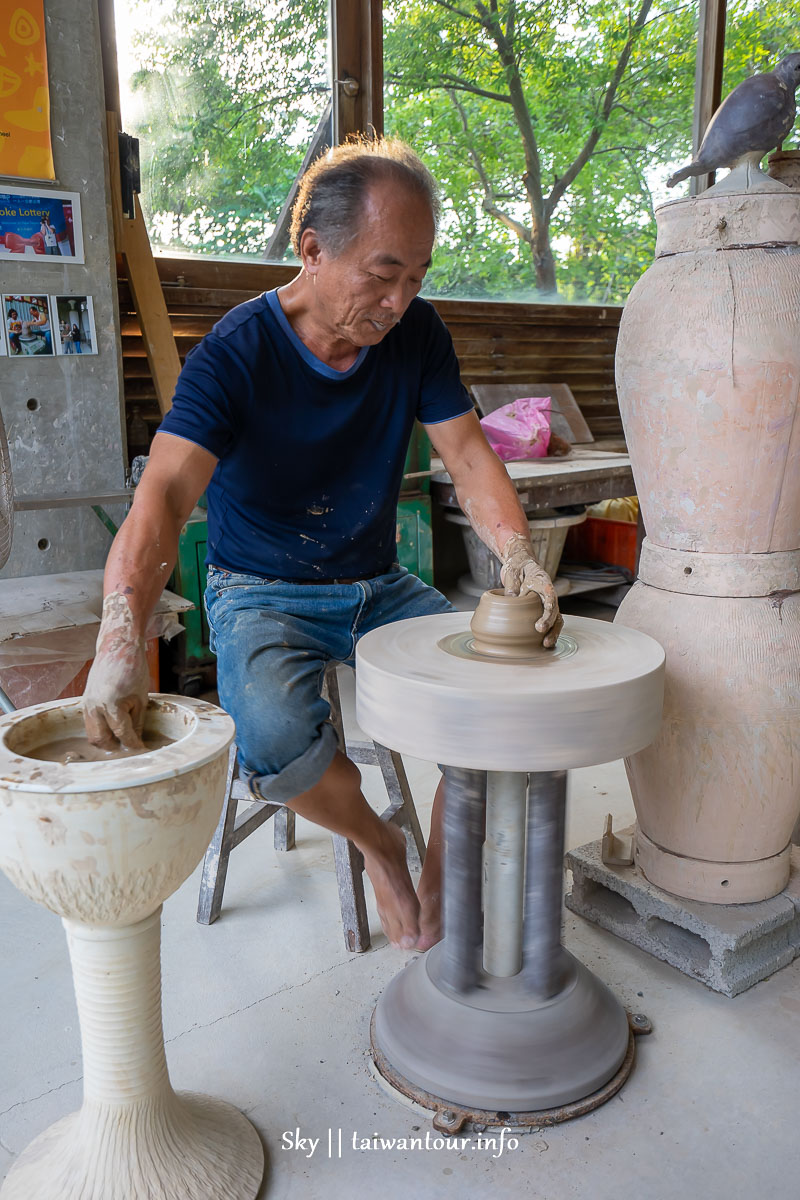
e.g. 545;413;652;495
242;721;339;804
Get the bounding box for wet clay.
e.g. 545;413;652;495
25;732;175;764
470;588;546;657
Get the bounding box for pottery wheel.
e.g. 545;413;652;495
356;612;665;771
357;610;665;1120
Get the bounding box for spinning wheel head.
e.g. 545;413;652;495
356;612;665;772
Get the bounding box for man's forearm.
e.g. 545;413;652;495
449;451;533;559
103;500;182;638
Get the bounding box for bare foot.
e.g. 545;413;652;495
361;823;420;950
415;888;441;951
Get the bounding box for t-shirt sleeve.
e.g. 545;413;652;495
157;334;242;459
415;303;474;426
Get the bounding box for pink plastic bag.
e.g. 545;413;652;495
480;396;551;462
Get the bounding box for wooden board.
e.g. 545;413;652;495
0;570;191;640
431;451;634;513
107;112;181;417
471;382;594;445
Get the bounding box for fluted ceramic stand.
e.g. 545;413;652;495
0;696;264;1200
1;910;263;1200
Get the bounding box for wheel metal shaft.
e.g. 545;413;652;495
483;771;528;977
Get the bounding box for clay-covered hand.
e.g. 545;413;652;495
83;593;150;750
499;532;564;648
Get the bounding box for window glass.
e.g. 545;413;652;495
384;0;798;304
114;0;329;261
115;1;800;293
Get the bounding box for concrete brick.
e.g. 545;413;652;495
565;839;800;997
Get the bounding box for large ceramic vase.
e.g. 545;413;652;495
0;695;264;1200
615;190;800;904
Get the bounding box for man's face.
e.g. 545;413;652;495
303;179;435;349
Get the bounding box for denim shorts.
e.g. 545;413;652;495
204;564;453;803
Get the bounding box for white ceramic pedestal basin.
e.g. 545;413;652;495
0;695;264;1200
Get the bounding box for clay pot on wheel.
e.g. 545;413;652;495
470;589;546;657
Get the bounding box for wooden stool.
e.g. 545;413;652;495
196;663;427;952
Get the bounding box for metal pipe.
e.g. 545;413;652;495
523;770;568;999
440;766;486;995
483;771;528;977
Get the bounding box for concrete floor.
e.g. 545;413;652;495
2;596;799;1198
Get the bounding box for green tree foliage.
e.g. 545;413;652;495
383;0;800;301
123;0;327;256
121;0;800;301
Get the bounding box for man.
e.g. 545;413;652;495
84;138;561;951
41;217;59;255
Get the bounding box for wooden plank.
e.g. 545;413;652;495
444;316;620;331
97;0;122;114
454;342;616;358
331;0;383;141
107;112;181;416
140;257;623;325
263;99;332;261
119;314;218;337
692;0;727;195
119;282;262;312
0;571;190;639
123;359;171;378
137;256;625;327
118;253;624;447
457;365;617;381
154;259;297;291
434;300;623;326
452;335;615;353
433;471;635;513
584;416;624;432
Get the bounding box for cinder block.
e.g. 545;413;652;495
565;839;800;997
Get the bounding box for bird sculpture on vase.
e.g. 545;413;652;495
667;53;800;193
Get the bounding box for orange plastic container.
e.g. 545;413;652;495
563;516;638;573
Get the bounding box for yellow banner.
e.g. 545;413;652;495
0;2;55;180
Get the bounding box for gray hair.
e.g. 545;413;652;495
289;136;440;257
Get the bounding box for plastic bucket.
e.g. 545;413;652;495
444;509;587;590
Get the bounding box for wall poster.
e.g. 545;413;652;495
0;2;55;180
0;186;83;260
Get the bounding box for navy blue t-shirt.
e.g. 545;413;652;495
158;289;473;579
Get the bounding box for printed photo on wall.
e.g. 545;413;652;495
54;296;97;356
0;187;84;262
3;295;55;357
